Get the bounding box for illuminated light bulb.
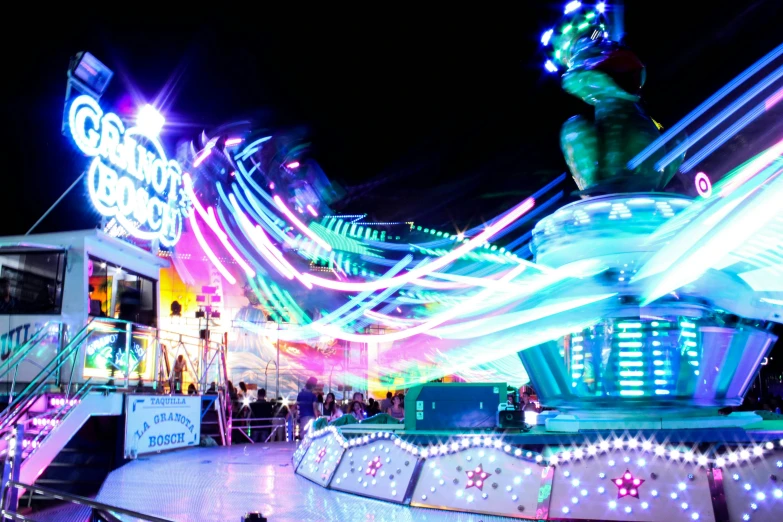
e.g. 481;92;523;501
600;441;610;451
642;440;652;451
598;486;605;494
740;450;750;459
633;479;641;486
541;29;555;46
729;453;739;463
774;489;782;498
608;460;615;467
581;489;588;496
628;439;638;449
716;457;726;467
684;451;694;461
575;449;584;459
285;161;300;170
564;0;581;14
681;502;689;510
744;484;752;491
756;492;766;501
572;479;580;487
588;446;597;455
609;501;617;509
614;439;624;449
766;442;774;450
753;447;763;456
641;501;649;509
571;497;578;504
615;479;623;486
562;507;570;514
620;488;627;496
691;514;699;521
655;446;666;456
671;449;681;460
624;472;632;480
512;494;518;501
671;492;678;499
596;1;606;13
698;455;708;466
625;506;632;514
563;470;569;477
679;482;687;491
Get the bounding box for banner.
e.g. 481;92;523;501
124;395;201;458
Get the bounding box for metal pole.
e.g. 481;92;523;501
25;172;86;235
124;322;132;389
276;321;280;399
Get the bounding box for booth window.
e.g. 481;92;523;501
0;250;66;315
88;257;157;327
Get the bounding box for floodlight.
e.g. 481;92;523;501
68;52;113;98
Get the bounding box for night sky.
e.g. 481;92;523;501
2;2;782;236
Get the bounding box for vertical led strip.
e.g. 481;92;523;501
273;195;333;252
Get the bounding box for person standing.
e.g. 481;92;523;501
379;391;393;413
296;377;318;440
171;354;187;394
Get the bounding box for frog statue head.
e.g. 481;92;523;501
542;2;684;195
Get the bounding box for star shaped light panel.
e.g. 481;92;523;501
410;440;544;519
722;448;783;522
296;429;345;487
547;446;715;522
330;432;422;503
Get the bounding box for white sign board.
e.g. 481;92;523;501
125;395;201;458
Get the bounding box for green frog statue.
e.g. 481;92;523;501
542;2;684;195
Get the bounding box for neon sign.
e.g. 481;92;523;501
68;95;188;246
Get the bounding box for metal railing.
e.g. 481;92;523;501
230;414;289;444
0;480;174;522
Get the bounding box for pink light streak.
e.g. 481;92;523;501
193;147;212;167
301;197;535;292
273;195;333;252
285;161;300;169
720;138;783;197
182;174;256;277
189;212;237;285
765;86;783;111
225;138;243;146
306;204;318;217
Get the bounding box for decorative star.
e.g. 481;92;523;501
315;447;327;464
612;469;644;499
465;464;491;491
366;456;383;476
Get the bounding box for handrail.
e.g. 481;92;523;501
21;382;95;461
0;319;97;431
2;480;175;522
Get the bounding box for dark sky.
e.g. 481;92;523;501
2;2;782;236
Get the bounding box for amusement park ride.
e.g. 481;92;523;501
0;1;781;520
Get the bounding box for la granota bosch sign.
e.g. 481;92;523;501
68;94;188;247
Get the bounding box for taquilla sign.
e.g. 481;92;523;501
124;395;201;457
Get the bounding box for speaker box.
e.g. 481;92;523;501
498;409;525;429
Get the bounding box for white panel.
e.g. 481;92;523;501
722;449;783;522
296;429;345;487
548;449;715;521
410;443;544;519
331;432;421;503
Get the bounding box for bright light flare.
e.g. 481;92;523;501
564;1;581;14
285;161;300;170
137;104;165;136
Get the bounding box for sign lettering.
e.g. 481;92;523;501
68;95;188;246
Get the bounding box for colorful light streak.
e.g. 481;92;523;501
273;195;333;252
628;42;783;170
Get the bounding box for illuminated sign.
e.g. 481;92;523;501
68;95;187;246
